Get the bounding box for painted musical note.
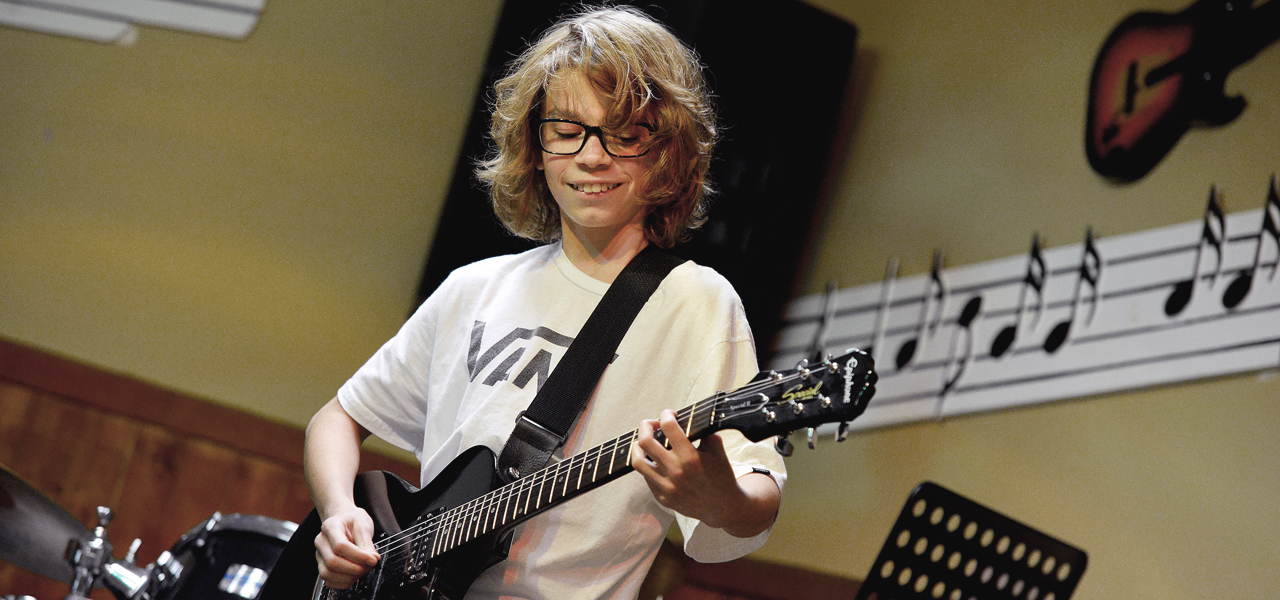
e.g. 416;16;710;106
868;259;898;366
1164;187;1225;316
1043;228;1103;354
990;235;1046;358
939;296;983;397
895;251;948;370
806;282;838;362
1221;176;1280;310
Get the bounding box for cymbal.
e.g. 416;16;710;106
0;463;87;583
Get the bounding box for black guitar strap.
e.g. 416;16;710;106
496;244;685;483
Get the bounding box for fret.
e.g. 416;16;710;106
574;447;588;490
613;433;633;474
488;486;504;531
518;472;534;517
534;468;550;511
465;501;482;540
561;452;580;497
440;511;456;551
431;513;445;559
476;494;493;536
453;509;465;548
515;472;535;520
498;476;517;524
555;458;571;498
540;465;558;507
458;504;474;544
588;442;603;482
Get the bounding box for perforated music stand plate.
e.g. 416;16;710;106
854;482;1087;600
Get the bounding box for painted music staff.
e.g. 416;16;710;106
773;180;1280;434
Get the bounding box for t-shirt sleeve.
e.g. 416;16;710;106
673;334;789;563
336;289;441;456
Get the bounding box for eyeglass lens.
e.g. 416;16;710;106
538;120;652;157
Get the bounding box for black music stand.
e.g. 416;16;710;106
854;482;1088;600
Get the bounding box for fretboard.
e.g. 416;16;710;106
367;394;722;589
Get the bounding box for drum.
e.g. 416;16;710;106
148;513;297;600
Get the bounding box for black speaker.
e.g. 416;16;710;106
415;0;857;363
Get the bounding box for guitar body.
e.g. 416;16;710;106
1085;0;1279;181
262;446;511;600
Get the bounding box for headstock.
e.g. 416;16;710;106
713;349;877;443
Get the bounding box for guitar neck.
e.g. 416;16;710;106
383;396;722;566
1227;0;1280;62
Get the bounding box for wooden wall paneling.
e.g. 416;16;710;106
0;383;37;468
0;339;419;600
0;384;139;531
111;426;276;565
0;384;124;600
0;339;308;468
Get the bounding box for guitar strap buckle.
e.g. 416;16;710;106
497;412;565;483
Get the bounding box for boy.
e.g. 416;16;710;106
305;7;785;599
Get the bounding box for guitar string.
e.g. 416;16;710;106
366;367;821;566
362;431;648;581
362;401;717;573
359;364;831;571
331;364;846;589
335;377;824;595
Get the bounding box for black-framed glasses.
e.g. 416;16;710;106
535;118;656;158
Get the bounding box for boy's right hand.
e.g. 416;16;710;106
314;504;381;589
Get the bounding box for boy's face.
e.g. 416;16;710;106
536;71;656;246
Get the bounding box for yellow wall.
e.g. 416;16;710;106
1;0;502;435
762;0;1280;599
3;0;1278;598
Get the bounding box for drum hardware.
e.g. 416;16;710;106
3;464;294;600
63;506;149;600
146;512;296;600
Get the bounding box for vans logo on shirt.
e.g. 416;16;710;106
467;320;573;390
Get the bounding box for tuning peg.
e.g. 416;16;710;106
775;435;795;457
836;422;850;442
806;427;818;449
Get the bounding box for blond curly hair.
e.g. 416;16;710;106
475;5;718;248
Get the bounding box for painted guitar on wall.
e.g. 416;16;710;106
1085;0;1280;182
259;350;877;600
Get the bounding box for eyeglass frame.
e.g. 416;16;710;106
533;118;657;158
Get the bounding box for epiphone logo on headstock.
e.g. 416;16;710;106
782;381;823;402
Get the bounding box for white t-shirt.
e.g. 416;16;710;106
338;243;786;600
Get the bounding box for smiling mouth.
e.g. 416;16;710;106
570;182;622;194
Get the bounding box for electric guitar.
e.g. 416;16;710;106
260;350;876;600
1085;0;1280;181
